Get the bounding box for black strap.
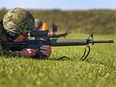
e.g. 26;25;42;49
79;45;90;61
56;56;70;60
48;56;70;60
49;46;90;61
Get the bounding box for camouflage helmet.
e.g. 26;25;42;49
3;7;35;32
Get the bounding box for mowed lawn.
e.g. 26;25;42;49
0;33;115;87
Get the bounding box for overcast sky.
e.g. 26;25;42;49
0;0;115;10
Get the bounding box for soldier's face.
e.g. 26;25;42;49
14;34;27;42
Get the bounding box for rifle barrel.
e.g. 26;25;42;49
50;39;114;46
91;40;114;43
51;39;89;46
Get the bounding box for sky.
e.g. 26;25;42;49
0;0;115;10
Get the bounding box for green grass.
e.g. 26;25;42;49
0;33;115;87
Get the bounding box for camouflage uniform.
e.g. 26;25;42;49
0;8;35;57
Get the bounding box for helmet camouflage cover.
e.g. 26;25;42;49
3;8;35;32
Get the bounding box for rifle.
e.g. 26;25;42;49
50;32;70;38
51;24;70;38
0;30;114;60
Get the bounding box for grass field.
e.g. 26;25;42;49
0;33;115;87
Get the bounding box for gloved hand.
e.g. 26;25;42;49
19;48;36;58
48;31;54;36
40;45;52;57
19;45;52;58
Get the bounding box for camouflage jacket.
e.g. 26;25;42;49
0;46;20;57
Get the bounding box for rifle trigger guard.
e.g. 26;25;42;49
79;45;90;61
